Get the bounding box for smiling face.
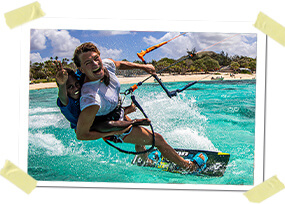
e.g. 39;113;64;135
66;75;81;100
78;51;104;82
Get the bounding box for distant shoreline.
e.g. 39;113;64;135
29;73;256;90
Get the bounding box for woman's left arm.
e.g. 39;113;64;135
76;105;131;141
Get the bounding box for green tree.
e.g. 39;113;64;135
202;56;220;73
239;57;250;68
189;65;198;74
230;61;240;73
132;60;144;64
249;60;256;72
194;59;206;73
172;65;182;74
156;60;170;74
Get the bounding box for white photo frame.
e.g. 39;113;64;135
19;17;266;191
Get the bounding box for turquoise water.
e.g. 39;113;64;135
28;80;255;185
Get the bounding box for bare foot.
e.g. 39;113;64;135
184;153;206;172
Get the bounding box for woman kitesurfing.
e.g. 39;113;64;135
55;41;208;174
55;32;240;174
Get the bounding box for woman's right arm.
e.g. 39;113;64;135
55;61;69;106
76;105;131;141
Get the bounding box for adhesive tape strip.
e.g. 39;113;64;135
0;160;37;194
4;1;45;29
244;175;285;203
254;12;285;46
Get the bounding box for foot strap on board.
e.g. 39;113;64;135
191;152;208;173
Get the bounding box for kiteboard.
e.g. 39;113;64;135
132;148;230;177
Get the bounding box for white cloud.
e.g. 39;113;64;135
30;29;81;59
143;32;194;59
30;30;47;50
44;30;81;58
30;29;124;62
30;52;50;63
97;30;135;36
30;53;42;63
142;32;257;59
95;43;123;60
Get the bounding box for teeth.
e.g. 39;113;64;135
93;67;101;73
75;91;79;95
93;67;99;72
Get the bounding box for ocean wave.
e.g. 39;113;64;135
29;132;67;156
165;127;218;151
28;131;92;157
29;107;59;115
29;113;70;129
127;92;207;133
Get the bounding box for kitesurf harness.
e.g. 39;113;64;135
102;34;187;155
104;91;156;155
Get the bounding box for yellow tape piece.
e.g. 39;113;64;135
254;12;285;46
0;160;37;194
4;1;45;29
244;175;285;203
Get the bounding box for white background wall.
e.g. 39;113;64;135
0;0;284;203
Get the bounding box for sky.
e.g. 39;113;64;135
30;29;257;64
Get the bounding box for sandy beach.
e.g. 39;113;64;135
29;73;256;90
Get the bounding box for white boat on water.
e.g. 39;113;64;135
211;76;224;81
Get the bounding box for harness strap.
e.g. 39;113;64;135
104;91;155;155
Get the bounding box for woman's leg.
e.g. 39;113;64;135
123;126;197;171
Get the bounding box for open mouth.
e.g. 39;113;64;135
92;67;102;74
75;91;80;95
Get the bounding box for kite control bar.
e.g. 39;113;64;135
123;53;196;98
133;32;199;98
124;32;241;98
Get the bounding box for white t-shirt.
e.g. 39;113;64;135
80;59;121;116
